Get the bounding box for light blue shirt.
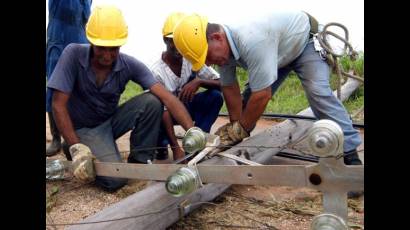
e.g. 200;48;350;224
219;11;310;91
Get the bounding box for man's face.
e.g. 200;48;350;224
164;37;182;60
92;46;120;66
206;35;230;66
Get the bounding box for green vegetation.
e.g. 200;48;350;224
46;186;59;213
119;54;364;119
119;81;144;105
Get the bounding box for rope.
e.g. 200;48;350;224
315;22;364;100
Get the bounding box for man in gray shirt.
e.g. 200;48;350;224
173;11;362;166
47;6;203;191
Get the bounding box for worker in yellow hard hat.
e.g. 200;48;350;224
47;6;206;191
173;12;363;167
150;12;223;161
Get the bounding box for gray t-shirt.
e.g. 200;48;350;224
219;11;310;91
47;43;158;129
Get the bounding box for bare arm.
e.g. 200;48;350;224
178;78;220;103
150;83;194;130
52;90;80;146
162;110;185;159
198;78;220;90
221;81;242;122
239;86;272;132
162;110;181;149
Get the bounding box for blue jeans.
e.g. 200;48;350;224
243;41;362;152
157;89;223;148
74;92;163;191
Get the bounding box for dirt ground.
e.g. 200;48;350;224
46;113;364;230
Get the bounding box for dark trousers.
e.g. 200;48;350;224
74;92;163;191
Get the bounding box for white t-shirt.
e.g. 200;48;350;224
150;57;220;96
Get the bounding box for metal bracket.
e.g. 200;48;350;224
217;152;262;165
91;119;363;229
177;199;190;219
185;135;221;188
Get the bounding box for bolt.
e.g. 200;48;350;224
247;173;253;179
309;173;322;185
316;137;327;149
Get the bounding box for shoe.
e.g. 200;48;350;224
46;112;62;156
344;149;364;198
343;149;362;165
155;149;169;160
348;190;364;199
46;138;61;156
127;157;150;164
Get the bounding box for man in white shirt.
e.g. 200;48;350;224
150;12;223;161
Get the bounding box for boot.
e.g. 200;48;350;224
155;148;169;160
46;112;62;156
344;149;362;165
344;149;364;198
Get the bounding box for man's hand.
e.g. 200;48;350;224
217;121;250;149
172;146;186;161
69;143;96;182
178;78;200;103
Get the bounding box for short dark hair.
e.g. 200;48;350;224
206;23;223;40
163;36;173;44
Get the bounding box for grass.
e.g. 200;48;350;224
119;54;364;119
119;81;144;105
46;186;59;213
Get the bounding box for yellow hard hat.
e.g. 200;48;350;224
86;5;128;47
162;12;187;38
173;14;208;71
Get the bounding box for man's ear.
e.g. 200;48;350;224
209;32;223;41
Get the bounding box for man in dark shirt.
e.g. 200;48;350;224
47;6;202;191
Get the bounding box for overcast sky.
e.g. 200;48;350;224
46;0;364;66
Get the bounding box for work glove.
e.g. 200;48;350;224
217;121;250;149
214;122;231;137
69;143;96;182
